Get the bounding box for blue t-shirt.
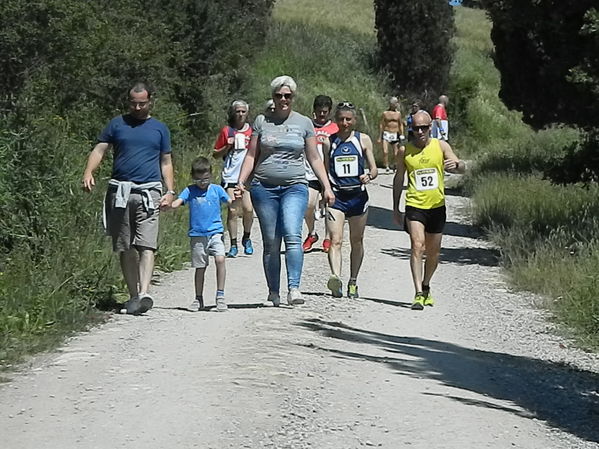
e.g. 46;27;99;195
178;184;230;237
98;115;171;183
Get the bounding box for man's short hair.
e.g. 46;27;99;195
313;95;333;110
129;82;153;100
191;157;211;176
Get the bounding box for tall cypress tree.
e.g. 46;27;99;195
374;0;455;100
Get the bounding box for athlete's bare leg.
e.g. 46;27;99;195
326;208;346;276
241;190;253;235
382;139;390;170
348;212;368;279
423;232;443;287
406;219;427;293
304;187;320;236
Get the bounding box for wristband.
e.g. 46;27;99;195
166;190;176;195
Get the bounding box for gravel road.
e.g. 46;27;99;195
2;174;598;448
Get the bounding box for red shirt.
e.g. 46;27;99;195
432;104;448;121
314;121;339;144
214;125;252;150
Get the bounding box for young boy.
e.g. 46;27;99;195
171;157;232;311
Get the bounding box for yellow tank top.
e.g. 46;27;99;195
404;138;445;209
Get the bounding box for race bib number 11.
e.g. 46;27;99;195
334;155;359;177
415;168;439;191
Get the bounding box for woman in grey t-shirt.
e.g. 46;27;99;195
236;75;335;306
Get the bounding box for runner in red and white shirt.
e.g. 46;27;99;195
213;100;254;258
431;95;449;141
303;95;339;253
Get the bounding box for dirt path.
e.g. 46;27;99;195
2;176;599;449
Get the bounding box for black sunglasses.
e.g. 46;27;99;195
413;125;430;132
336;101;355;109
274;93;293;100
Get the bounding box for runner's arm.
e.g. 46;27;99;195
360;134;378;183
305;135;335;206
235;134;259;198
159;153;176;208
392;147;406;226
378;113;385;142
440;140;465;174
82;142;110;192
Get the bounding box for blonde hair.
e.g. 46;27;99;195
270;75;297;94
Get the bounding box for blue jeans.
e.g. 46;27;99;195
250;182;308;293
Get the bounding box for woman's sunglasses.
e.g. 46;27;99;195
274;93;293;100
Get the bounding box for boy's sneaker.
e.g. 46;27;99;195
423;291;435;307
215;296;228;312
322;239;331;253
411;293;425;311
347;283;359;299
120;296;141;315
227;245;238;258
267;291;281;307
287;288;304;305
188;297;204;312
242;239;254;255
327;275;343;298
302;233;319;252
138;293;154;314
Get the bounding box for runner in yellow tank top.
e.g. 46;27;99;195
392;111;465;310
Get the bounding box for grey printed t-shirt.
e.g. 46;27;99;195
252;111;315;186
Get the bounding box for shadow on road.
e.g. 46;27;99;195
297;318;599;444
380;246;500;267
366;206;484;241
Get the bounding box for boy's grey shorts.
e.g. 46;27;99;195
191;233;226;268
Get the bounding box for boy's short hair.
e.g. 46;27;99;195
191;157;211;176
313;95;333;110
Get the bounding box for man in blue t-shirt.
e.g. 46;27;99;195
82;82;175;315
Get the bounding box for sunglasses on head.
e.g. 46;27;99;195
336;101;355;109
274;93;292;100
413;125;430;131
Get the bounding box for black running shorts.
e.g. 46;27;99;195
405;205;446;234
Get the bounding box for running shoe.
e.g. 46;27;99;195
267;291;281;307
322;239;331;253
423;291;435;307
138;293;154;314
327;275;343;298
188;297;205;312
347;283;359;299
302;233;319;252
120;296;141;315
411;293;425;311
215;296;228;312
227;245;239;258
242;239;254;255
287;288;305;305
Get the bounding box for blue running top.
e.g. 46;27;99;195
328;131;365;192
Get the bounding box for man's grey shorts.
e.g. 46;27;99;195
191;233;226;268
104;188;161;252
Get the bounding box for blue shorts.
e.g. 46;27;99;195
331;189;369;218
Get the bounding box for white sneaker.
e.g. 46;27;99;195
138;293;154;314
267;291;281;307
215;296;228;312
287;288;304;305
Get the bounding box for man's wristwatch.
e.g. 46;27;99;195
166;190;176;195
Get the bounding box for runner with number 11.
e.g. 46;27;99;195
323;102;378;299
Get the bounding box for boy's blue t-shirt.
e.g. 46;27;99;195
98;115;171;183
178;184;230;237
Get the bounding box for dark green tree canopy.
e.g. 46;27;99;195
484;0;599;129
375;0;455;100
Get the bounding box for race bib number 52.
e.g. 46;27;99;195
415;168;439;191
